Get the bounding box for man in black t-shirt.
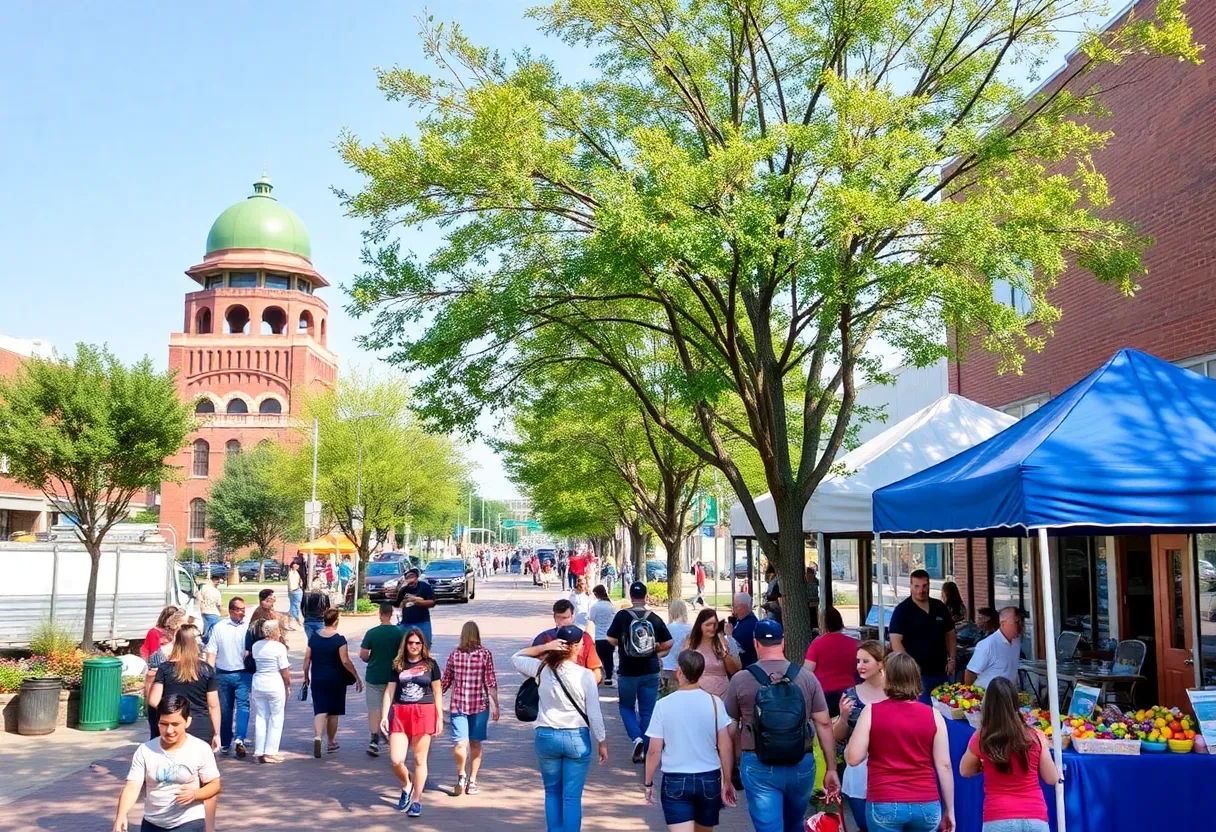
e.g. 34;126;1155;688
605;581;673;763
395;568;436;647
889;569;957;703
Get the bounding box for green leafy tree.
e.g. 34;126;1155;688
340;1;1199;656
0;344;193;648
207;444;298;581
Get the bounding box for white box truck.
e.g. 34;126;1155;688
0;536;200;650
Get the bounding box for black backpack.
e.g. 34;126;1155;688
747;663;809;765
515;674;541;722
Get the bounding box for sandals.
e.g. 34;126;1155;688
257;754;285;764
327;742;341;753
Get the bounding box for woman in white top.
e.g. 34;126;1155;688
250;618;292;763
568;575;594;630
832;640;888;831
588;585;618;688
660;600;692;696
513;625;608;832
644;649;738;830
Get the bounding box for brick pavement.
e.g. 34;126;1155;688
0;578;774;831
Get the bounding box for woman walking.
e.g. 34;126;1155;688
940;582;967;626
513;626;608;832
833;640;888;831
381;626;443;817
303;607;363;759
686;609;741;698
960;677;1059;832
805;607;859;717
845;653;955;832
141;605;183;662
660;600;692;696
149;625;221;749
441;621;500;796
144;609;186;739
250;618;292;763
643;649;737;830
589;585;617;687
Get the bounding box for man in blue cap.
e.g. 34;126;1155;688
605;581;674;763
724;619;840;831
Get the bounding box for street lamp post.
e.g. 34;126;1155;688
346;410;380;610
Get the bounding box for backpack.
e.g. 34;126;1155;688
623;610;658;659
747;663;809;765
515;673;541;722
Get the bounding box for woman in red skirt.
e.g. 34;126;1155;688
380;626;443;818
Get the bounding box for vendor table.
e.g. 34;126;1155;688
946;719;1209;832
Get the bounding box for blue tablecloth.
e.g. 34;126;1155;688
946;719;1208;832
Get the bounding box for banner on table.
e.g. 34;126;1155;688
1067;683;1100;718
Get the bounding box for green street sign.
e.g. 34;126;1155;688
693;493;718;525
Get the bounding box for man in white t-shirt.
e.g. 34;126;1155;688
965;606;1024;690
114;696;221;832
643;649;737;827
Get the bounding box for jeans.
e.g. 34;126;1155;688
215;670;251;747
616;672;659;744
867;801;942;832
918;674;950;705
739;750;818;832
535;726;592;832
982;822;1050;832
401;618;432;647
251;686;285;756
594;640;615;682
201;613;220;641
288;589;303;621
304;619;323;643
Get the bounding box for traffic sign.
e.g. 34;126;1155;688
304;500;322;529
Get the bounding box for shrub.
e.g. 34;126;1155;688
0;659;31;693
30;619;78;655
355;598;376;613
646;581;668;604
832;590;859;607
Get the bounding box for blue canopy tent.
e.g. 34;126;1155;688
872;348;1216;831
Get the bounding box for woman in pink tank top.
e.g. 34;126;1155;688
960;677;1060;832
845;653;955;832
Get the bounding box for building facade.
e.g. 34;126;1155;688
0;337;59;537
159;175;338;554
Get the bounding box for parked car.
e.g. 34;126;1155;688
236;558;283;581
423;558;476;603
365;559;407;601
645;560;667;582
1200;558;1216;590
183;561;228;580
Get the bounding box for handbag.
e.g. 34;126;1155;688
298;681;309;701
804;794;849;832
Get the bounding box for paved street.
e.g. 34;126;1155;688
0;577;767;831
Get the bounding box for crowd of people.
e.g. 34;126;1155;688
114;558;1054;832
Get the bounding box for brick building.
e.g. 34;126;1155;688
159;175;338;555
0;336;60;537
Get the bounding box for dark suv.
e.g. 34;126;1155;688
423;558;476;603
366;559;407;601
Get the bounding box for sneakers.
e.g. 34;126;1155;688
465;780;480;796
632;737;645;764
407;802;423;817
313;737;322;759
219;745;231;756
397;789;411;812
602;678;614;687
454;774;467;796
234;739;247;759
367;739;380;757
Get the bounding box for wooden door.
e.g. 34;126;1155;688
1152;535;1196;708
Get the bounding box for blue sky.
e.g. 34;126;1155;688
0;1;595;499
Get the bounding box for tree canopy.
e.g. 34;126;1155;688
208;443;298;579
340;0;1199;656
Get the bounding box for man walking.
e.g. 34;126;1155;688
725;593;759;668
338;556;353;597
359;602;405;757
199;573;223;640
205;597;251;758
693;561;706;608
533;599;604;683
724;620;840;832
301;583;331;642
395;566;436;647
606;581;673;763
567;549;590;591
889;569;958;702
286;562;303;632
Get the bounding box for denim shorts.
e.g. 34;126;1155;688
450;709;490;743
983;821;1050;832
660;769;722;827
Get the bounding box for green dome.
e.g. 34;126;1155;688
205;175;311;260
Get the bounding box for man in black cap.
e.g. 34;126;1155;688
395;566;436;647
724;619;840;830
605;581;674;763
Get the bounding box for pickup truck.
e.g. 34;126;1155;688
0;538;199;650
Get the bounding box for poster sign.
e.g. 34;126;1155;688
1067;683;1101;718
1187;689;1216;749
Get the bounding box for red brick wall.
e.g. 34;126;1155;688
950;0;1216;407
0;348;57;505
954;538;991;621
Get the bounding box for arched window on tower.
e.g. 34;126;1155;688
258;398;283;414
192;439;210;477
189;498;207;541
225;305;250;335
196;308;212;335
320;318;327;345
261;306;287;335
298;310;314;336
226;440;241;457
195;398;216;414
226;398;249;414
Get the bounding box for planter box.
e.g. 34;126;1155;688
1;689;81;733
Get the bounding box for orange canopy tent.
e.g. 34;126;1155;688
297;532;357;555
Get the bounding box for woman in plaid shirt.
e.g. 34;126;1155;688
441;621;500;796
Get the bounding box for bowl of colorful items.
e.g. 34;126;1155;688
1022;707;1070;747
1067;705;1141;754
930;683;984;721
1127;706;1199;753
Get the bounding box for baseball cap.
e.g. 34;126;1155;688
554;625;585;644
629;581;647;599
754;618;784;645
405;566;421;577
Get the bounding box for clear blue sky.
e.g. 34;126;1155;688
0;1;591;499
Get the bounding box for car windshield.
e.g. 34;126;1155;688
425;560;466;574
367;563;400;576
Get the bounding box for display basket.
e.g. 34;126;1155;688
965;710;984;729
932;701;966;720
1072;738;1140;755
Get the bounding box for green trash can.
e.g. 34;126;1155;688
78;656;123;731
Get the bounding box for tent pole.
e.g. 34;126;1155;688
817;532;828;620
1037;526;1066;832
876;533;884;643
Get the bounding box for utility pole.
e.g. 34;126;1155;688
306;418;319;587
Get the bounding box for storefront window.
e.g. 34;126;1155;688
875;540;954;604
1196;534;1216;689
992;538;1035;658
1094;537;1112;648
1060;536;1096;648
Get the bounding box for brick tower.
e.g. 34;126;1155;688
160;174;338;553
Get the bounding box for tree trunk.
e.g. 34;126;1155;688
258;558;266;583
626;520;649;593
81;541;103;651
771;497;812;662
660;534;685;602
